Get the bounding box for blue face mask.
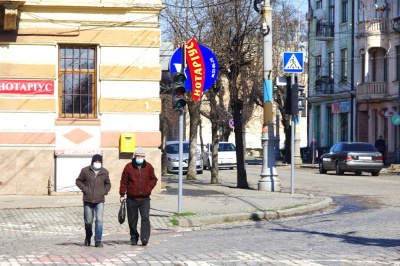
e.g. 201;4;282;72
136;158;144;164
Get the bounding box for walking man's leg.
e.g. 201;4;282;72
127;198;140;245
94;202;104;247
84;202;94;246
139;197;151;246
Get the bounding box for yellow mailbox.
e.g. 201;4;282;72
120;133;135;153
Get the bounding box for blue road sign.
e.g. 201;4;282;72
283;52;304;73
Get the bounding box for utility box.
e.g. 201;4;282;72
120;133;135;153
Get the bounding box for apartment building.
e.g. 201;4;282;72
355;0;400;164
308;0;400;164
308;0;355;154
0;0;164;195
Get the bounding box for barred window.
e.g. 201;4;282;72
59;45;97;118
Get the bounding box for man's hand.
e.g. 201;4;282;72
120;196;125;203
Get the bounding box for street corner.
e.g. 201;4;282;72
276;197;333;218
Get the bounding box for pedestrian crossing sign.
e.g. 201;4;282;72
283;52;304;73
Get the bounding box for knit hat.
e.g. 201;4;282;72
91;154;103;164
134;147;146;157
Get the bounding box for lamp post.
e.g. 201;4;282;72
254;0;281;191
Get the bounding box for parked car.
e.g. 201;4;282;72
203;142;237;170
319;142;383;176
166;141;203;174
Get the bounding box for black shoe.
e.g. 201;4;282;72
130;239;138;245
84;238;91;246
95;241;103;247
141;239;148;246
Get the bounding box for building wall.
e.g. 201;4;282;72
0;0;164;195
354;0;400;164
308;0;354;149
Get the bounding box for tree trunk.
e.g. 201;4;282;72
233;101;249;189
209;88;220;184
187;100;201;180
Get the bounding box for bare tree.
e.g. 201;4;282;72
161;0;306;184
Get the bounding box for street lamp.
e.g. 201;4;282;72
254;0;281;191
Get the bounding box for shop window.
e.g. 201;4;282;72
58;45;97;118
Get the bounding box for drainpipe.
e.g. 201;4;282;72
394;20;400;162
351;0;355;141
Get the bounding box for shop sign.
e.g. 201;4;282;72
331;101;350;114
391;114;400;126
0;79;54;95
55;150;103;156
384;110;397;118
169;38;219;102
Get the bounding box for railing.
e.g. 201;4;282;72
316;22;334;40
356;18;391;37
357;82;388;98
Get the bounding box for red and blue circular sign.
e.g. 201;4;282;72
169;38;219;102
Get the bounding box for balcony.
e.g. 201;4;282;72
315;22;334;41
357;82;389;101
356;18;391;38
314;77;334;94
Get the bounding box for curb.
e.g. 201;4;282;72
176;197;333;227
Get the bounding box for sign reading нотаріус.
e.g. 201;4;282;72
0;79;54;95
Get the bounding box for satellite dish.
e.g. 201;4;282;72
314;9;325;20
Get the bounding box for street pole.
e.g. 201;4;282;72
178;42;186;213
257;0;281;191
292;74;302;165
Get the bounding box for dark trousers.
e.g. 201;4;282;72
126;197;151;241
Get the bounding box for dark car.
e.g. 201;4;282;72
319;142;383;176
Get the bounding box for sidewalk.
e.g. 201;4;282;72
0;172;332;229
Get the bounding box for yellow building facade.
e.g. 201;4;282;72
0;0;164;195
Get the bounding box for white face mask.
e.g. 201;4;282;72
93;162;102;170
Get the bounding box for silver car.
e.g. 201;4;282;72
166;141;203;174
319;142;383;176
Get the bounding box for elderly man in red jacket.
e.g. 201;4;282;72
119;147;158;246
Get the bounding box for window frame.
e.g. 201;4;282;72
341;48;348;82
342;0;348;23
58;45;97;119
329;0;335;23
396;45;400;81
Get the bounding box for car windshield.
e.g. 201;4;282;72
166;143;190;154
343;143;376;152
218;143;236;152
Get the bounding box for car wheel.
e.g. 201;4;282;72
197;170;203;174
355;170;362;176
335;162;344;175
319;161;327;174
371;171;380;176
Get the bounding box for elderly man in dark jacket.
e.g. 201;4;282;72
119;147;158;246
76;154;111;248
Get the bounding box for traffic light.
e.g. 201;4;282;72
298;85;306;112
285;80;299;115
172;72;186;110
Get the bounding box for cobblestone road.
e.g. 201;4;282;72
0;165;399;265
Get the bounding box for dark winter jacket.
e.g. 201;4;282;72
119;159;158;200
76;166;111;203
